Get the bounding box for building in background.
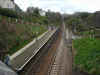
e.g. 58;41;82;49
0;0;15;10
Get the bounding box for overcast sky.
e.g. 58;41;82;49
15;0;100;14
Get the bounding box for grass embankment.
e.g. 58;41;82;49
73;38;100;75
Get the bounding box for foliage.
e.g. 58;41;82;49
0;8;19;18
77;12;90;20
66;16;87;32
46;11;62;26
73;38;100;75
8;25;47;55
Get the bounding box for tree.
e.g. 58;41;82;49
27;7;40;17
46;10;62;26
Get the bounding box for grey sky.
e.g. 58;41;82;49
15;0;100;14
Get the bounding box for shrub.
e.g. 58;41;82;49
0;8;19;18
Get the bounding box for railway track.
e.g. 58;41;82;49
17;28;61;75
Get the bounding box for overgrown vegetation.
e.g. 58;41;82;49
64;12;100;35
73;38;100;75
9;25;46;55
